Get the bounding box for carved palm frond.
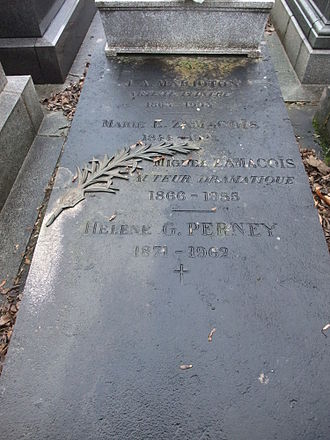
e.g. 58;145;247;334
76;141;199;194
46;141;199;227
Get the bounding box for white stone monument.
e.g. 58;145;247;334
96;0;274;57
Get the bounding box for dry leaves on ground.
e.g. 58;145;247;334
42;62;90;120
265;18;275;35
0;292;21;374
300;148;330;251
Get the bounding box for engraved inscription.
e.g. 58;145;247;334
85;223;152;235
154;157;296;169
102;119;258;130
148;190;240;202
137;174;295;185
187;222;276;237
83;221;277;238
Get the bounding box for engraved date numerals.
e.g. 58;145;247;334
188;246;228;258
149;191;240;202
149;191;186;201
203;192;240;202
134;245;168;257
134;245;229;259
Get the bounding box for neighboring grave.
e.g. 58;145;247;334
0;0;65;38
0;62;7;93
0;0;96;83
271;0;330;83
0;63;43;209
1;47;330;439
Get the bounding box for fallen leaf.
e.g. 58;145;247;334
321;323;330;337
153;156;165;163
182;157;191;166
315;187;330;207
258;372;269;384
0;314;11;327
305;156;330;175
0;280;6;289
208;328;216;342
180;364;193;370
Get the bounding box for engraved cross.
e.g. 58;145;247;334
174;264;189;284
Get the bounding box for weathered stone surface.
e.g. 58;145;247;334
0;132;64;289
0;47;330;439
0;0;65;38
284;0;330;49
0;0;96;83
97;0;273;56
294;40;330;84
0;62;7;93
271;0;330;83
5;76;44;132
315;86;330;139
264;33;324;102
314;0;330;20
0;76;43;210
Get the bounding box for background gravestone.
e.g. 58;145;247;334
0;0;65;38
0;62;43;209
271;0;330;83
0;0;96;83
0;62;7;93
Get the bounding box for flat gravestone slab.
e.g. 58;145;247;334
1;47;330;439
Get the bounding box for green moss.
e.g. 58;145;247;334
165;57;249;81
313;117;330;166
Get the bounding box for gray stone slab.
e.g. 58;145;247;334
0;38;42;81
285;0;319;38
295;37;330;83
0;62;7;93
283;16;305;66
284;0;330;49
0;133;64;288
314;0;330;20
270;0;292;39
5;76;44;132
0;0;65;38
271;0;330;84
264;32;324;101
97;0;273;56
37;111;70;137
0;76;43;210
0;0;96;84
1;46;330;440
286;102;321;152
314;86;330;139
